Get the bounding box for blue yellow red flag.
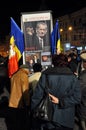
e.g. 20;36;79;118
51;20;63;54
8;17;25;78
8;41;19;78
10;17;24;60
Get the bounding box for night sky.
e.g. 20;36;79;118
0;0;85;40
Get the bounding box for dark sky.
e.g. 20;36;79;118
0;0;86;40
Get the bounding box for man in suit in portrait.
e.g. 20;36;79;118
34;22;49;51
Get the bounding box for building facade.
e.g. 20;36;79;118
57;7;86;49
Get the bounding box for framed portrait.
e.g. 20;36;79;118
21;10;53;69
41;52;52;66
25;51;41;73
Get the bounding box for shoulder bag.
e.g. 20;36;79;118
32;75;53;122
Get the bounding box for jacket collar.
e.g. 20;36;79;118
43;67;73;75
20;68;29;75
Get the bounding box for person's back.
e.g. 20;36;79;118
75;54;86;130
31;53;81;130
29;63;42;92
8;64;30;130
9;64;30;108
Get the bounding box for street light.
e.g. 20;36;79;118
68;26;72;31
68;26;73;44
60;28;63;32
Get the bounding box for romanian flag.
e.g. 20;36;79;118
51;20;63;54
10;17;24;60
8;17;25;78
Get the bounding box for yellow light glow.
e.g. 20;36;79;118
60;28;63;32
68;26;72;31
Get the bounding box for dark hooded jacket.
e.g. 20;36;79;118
31;66;81;128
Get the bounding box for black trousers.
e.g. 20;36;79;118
5;107;31;130
30;118;73;130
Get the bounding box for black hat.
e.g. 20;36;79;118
33;63;42;72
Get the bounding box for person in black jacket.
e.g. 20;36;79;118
67;53;78;76
75;51;86;130
31;53;81;130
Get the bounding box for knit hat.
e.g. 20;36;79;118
20;64;29;69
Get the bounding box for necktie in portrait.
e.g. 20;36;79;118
39;38;43;49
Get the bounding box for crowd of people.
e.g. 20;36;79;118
0;49;86;130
